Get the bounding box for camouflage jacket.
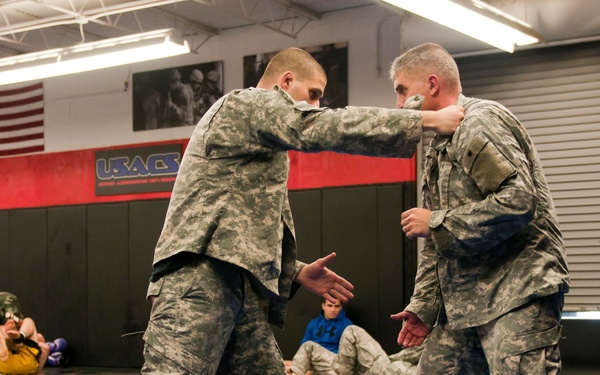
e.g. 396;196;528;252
151;87;425;327
406;95;569;330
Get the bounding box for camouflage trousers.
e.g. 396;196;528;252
417;292;564;375
336;326;420;375
290;325;420;375
141;256;286;375
289;340;337;375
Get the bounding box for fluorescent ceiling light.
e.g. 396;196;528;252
562;311;600;320
0;29;190;86
380;0;544;53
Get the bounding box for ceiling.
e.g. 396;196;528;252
0;0;599;59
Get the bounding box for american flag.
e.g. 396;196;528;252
0;82;44;157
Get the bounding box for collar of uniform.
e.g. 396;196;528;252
430;94;468;152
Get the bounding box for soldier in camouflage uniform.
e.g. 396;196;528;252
141;47;465;374
390;43;570;374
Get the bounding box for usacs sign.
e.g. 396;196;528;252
95;144;182;196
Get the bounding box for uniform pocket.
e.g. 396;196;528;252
497;325;561;374
499;324;562;359
462;133;516;195
146;277;164;301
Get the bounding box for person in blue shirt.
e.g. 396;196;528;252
288;298;352;374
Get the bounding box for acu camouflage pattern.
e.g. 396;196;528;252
150;87;425;328
289;340;337;375
143;257;286;374
404;94;568;373
416;293;562;374
334;326;392;375
291;325;420;375
384;346;422;375
406;94;569;330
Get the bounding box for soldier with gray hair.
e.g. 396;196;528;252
391;43;569;374
141;46;465;374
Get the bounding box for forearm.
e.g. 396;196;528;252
429;186;536;258
296;106;423;158
253;88;423;158
421;111;438;132
18;318;35;340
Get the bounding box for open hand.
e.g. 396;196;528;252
391;310;430;347
295;252;354;303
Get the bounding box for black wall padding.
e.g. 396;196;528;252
127;199;169;366
276;184;417;359
9;209;48;333
0;183;416;366
87;203;129;366
274;189;324;359
322;186;381;340
47;205;88;364
0;211;9;289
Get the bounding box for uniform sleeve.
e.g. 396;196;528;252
293;260;307;279
252;88;425;158
405;233;441;330
428;107;537;259
289;260;307;300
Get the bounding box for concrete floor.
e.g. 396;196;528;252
562;368;600;375
41;365;600;375
43;369;139;374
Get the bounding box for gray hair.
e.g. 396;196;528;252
389;43;461;91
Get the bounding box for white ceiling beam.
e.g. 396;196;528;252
192;0;320;38
0;0;190;36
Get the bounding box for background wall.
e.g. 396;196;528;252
0;3;597;373
42;6;402;154
0;5;420;367
0;183;417;367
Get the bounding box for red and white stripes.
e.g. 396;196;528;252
0;81;44;157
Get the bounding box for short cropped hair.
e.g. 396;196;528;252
262;47;326;83
389;43;461;91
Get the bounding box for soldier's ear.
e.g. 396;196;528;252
278;71;294;90
428;75;440;95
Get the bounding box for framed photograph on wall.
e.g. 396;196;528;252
243;42;348;109
132;61;223;131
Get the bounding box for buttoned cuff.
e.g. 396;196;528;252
429;209;448;228
293;261;307;280
405;298;440;331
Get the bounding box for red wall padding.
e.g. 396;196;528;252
1;140;416;210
